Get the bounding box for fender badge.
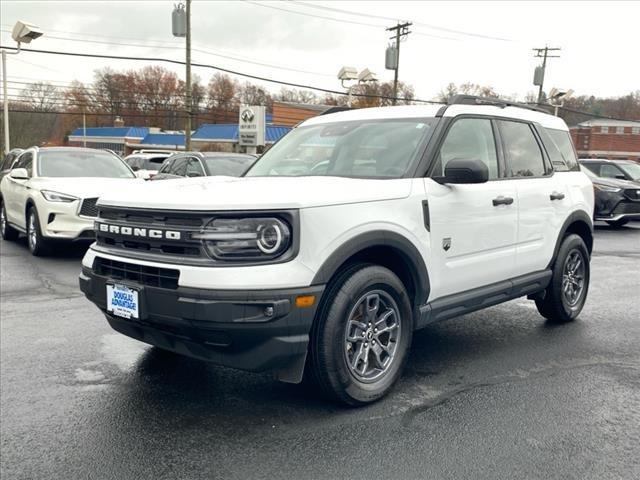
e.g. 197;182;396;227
443;237;451;251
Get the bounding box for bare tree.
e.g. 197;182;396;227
19;82;59;112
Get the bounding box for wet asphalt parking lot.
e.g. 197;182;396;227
1;224;639;480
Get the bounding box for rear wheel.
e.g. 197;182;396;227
308;264;413;406
27;207;51;256
605;219;629;228
535;234;590;323
1;200;19;241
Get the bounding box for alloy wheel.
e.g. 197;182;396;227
344;290;401;382
28;212;37;250
562;249;585;307
0;207;6;236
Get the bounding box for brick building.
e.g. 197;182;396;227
570;119;640;161
272;101;332;127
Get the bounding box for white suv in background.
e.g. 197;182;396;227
0;147;140;256
80;96;594;405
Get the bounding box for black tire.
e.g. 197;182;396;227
535;234;590;323
26;206;51;256
605;219;629;228
1;199;19;241
308;264;413;406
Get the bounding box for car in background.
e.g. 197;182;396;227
581;165;640;227
123;152;174;180
0;148;24;182
151;152;256;180
579;158;640;183
0;147;141;256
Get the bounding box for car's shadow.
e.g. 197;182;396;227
11;234;92;259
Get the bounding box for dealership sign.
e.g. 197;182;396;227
239;105;266;147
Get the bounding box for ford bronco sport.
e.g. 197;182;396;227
80;96;594;405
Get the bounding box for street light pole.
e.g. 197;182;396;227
185;0;192;151
2;44;21;155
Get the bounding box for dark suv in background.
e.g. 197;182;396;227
580;158;640;183
580;164;640;227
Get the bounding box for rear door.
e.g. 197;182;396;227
425;117;519;298
497;120;569;275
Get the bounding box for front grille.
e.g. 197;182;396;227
96;207;205;259
94;257;179;289
613;202;640;215
79;198;99;217
623;189;640;201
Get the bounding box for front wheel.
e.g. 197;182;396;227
535;234;590;323
27;207;51;256
308;264;413;406
1;200;19;241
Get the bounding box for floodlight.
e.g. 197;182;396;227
357;68;378;83
11;20;43;44
338;66;358;81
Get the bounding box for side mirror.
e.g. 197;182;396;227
614;174;626;180
9;168;29;180
435;158;489;184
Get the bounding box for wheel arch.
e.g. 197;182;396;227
548;210;594;269
311;230;431;309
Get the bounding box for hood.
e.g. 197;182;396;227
591;176;640;189
32;177;144;200
98;175;412;210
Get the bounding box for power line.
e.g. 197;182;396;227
533;46;561;103
290;1;512;41
0;45;437;104
0;28;334;78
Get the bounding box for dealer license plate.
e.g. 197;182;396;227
106;284;139;319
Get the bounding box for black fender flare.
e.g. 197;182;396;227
547;210;594;269
311;230;431;306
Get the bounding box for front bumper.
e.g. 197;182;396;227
39;200;95;240
79;265;324;383
594;191;640;222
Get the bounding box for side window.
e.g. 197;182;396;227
170;157;189;176
185;158;205;177
2;153;16;170
159;157;174;173
15;152;34;176
600;164;624;179
582;163;600;176
436;118;499;180
545;128;580;172
499;121;546;177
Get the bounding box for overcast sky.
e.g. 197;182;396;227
1;0;639;103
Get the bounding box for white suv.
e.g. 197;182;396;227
0;147;140;255
80;97;594;405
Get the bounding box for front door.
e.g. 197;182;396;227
425;117;518;300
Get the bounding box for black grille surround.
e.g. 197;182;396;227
623;188;640;201
79;198;99;217
94;257;179;289
93;206;300;267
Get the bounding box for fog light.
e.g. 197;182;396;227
295;295;316;308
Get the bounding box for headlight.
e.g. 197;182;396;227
594;184;622;193
192;217;292;261
41;190;79;202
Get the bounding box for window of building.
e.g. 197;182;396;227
632;127;640;135
600;126;609;134
616;126;625;134
499;120;546;177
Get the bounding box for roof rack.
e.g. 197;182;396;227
320;106;353;116
447;95;549;114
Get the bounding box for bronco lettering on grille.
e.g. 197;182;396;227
97;223;182;240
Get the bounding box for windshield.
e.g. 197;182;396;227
618;162;640;181
203;156;255;176
245;118;435;178
126;156;168;170
38;150;135;178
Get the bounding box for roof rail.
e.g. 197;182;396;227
447;95;548;114
320;106;353;116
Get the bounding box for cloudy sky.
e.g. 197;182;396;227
1;0;639;103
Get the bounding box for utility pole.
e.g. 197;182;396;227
386;22;411;106
533;46;561;104
185;0;192;151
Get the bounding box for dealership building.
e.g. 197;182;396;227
570;119;640;161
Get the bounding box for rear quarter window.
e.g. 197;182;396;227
545;128;580;172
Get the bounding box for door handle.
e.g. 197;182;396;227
550;192;565;201
492;196;514;206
